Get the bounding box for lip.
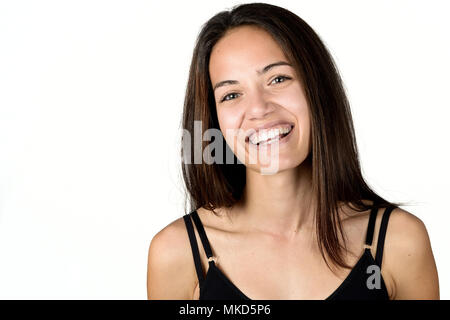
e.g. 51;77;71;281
244;120;295;142
246;123;295;148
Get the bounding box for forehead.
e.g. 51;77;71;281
209;26;288;82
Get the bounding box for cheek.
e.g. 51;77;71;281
216;108;242;142
278;86;311;148
293;103;311;146
278;86;310;124
296;105;311;155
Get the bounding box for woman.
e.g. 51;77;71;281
147;3;439;300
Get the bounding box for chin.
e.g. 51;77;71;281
246;156;303;174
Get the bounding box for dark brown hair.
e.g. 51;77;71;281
180;2;408;271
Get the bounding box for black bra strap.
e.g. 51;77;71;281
183;213;205;285
365;205;379;247
191;210;214;260
375;206;395;268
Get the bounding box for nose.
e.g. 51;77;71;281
245;87;276;120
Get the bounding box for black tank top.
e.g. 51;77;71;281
183;205;395;300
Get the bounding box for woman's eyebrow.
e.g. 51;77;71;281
213;61;292;91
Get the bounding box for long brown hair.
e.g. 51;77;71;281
180;2;408;271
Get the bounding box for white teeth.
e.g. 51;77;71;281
259;136;280;146
249;125;292;145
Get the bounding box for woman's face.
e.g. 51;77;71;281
209;25;311;173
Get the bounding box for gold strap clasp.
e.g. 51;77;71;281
208;256;218;263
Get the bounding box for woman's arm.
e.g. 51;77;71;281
147;218;197;299
385;208;440;299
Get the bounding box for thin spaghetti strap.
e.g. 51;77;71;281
183;213;205;285
375;206;395;268
364;205;379;247
190;210;215;264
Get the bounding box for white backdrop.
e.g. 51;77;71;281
0;0;448;299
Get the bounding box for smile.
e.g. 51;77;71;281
246;124;294;146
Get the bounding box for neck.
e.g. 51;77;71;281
234;161;316;239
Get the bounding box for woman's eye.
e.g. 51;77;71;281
219;76;291;103
271;75;291;85
220;92;240;102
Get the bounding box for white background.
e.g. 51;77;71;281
0;0;448;299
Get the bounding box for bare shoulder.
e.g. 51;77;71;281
386;206;427;243
383;206;440;299
386;206;433;259
147;215;197;300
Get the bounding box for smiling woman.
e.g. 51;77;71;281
209;25;311;174
147;2;439;300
